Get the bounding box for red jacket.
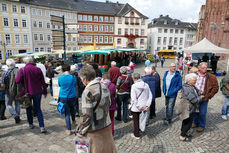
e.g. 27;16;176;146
108;66;121;84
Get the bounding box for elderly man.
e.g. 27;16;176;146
0;63;6;120
16;56;47;133
163;63;182;125
108;61;121;85
1;59;21;123
193;62;219;132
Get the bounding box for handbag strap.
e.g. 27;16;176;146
119;76;128;89
93;83;102;112
22;68;28;93
137;82;145;99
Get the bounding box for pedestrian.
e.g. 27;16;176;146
202;53;209;63
193;62;219;132
115;66;132;123
128;61;136;74
91;63;102;78
46;63;58;96
160;55;165;67
2;59;21;123
58;64;77;135
101;72;117;136
0;63;6;120
176;73;204;142
210;53;218;74
163;63;182;125
76;65;117;153
108;61;121;85
145;59;151;67
178;57;184;74
220;74;229;120
129;73;152;139
15;56;47;133
154;54;159;67
141;67;156;119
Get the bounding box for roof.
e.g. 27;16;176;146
148;15;197;30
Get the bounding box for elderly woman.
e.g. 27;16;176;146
115;66;132;123
129;73;152;139
177;73;204;142
76;65;117;153
58;64;77;135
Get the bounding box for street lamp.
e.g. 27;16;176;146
210;21;225;44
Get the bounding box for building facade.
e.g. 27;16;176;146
0;0;32;62
147;15;197;54
196;0;229;49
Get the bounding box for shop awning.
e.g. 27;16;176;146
77;49;114;55
115;48;148;52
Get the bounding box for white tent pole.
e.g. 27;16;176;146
227;57;229;73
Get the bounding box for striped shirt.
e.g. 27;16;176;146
195;74;206;92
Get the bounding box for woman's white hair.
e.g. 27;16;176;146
185;73;197;83
144;67;152;74
111;61;116;66
6;58;15;67
70;65;76;71
23;56;33;64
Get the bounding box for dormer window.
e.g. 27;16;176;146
175;21;179;25
131;11;134;15
164;20;167;25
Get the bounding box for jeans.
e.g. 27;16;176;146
116;94;130;122
59;97;76;130
193;100;208;128
75;98;79;114
222;97;229;115
161;61;164;67
165;97;176;122
181;113;194;137
0;100;6;118
150;100;156;118
5;94;20;118
26;94;44;127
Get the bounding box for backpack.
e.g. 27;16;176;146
220;78;229;96
9;68;21;98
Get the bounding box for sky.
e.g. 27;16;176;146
94;0;206;23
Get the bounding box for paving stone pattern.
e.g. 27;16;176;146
0;59;228;153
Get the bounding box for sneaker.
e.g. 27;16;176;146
15;116;21;124
196;127;204;132
221;115;227;120
29;124;34;129
115;117;121;121
130;133;140;140
0;116;7;120
129;115;133;119
75;112;80;117
65;130;71;135
40;127;47;133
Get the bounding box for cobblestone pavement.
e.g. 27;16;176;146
0;59;229;153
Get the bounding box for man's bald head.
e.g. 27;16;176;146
169;63;176;73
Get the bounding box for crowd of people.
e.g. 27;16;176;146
0;54;229;152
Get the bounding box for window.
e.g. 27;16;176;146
94;36;98;43
88;36;92;43
105;25;108;32
45;10;50;17
125;29;128;34
12;5;17;13
15;35;20;44
88;15;92;21
179;38;183;45
94;16;98;22
130;18;134;23
84;37;87;43
94;25;98;31
33;21;37;28
7;50;12;57
34;34;38;40
164;29;168;33
136;18;139;23
37;9;42;16
110;17;114;22
21;6;25;14
35;48;39;52
125;18;128;23
5;34;11;44
73;14;76;19
2;4;7;12
163;47;166;50
158;28;162;33
99;36;103;43
99;25;103;32
39;21;42;28
47;22;50;28
104;36;108;43
105;16;109;22
78;15;82;21
23;34;28;44
99;16;103;22
3;18;9;26
13;19;19;27
180;29;184;34
135;29;139;35
83;25;87;31
67;13;71;19
140;39;144;45
157;47;160;51
110;26;113;32
130;29;133;34
88;25;92;31
117;38;121;44
157;37;161;45
73;47;76;51
40;34;43;41
118;17;122;24
141;29;145;36
174;37;178;45
169;37;172;45
22;19;26;27
141;19;145;25
0;51;2;60
40;48;44;52
175;29;178;34
68;37;71;41
78;25;82;31
163;37;167;45
73;37;76;41
109;36;113;43
47;35;51;41
170;29;173;33
118;28;121;35
52;25;55;29
32;8;36;15
174;47;177;50
83;15;87;21
47;47;51;52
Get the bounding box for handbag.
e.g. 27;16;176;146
57;75;75;115
17;68;31;109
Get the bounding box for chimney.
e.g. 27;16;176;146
106;0;109;3
160;15;163;18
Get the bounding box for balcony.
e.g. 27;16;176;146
135;22;140;25
130;22;135;25
125;22;129;25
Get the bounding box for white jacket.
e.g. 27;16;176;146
130;80;152;112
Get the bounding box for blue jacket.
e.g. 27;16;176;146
163;71;182;98
58;74;77;98
142;74;155;101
